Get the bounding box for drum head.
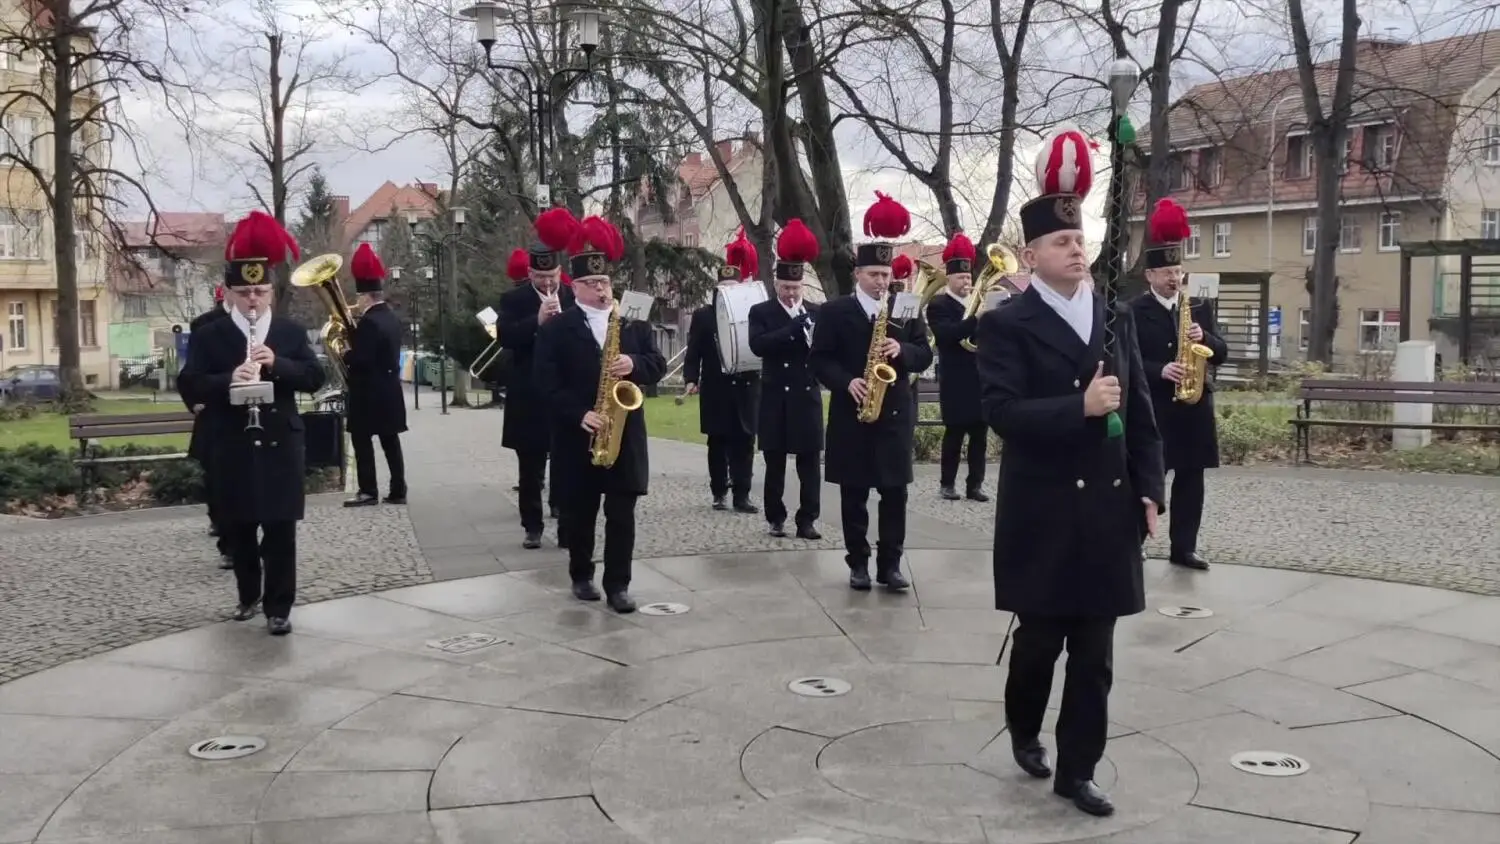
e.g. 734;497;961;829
714;284;769;373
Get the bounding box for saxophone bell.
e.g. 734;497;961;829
589;302;645;468
1173;285;1215;405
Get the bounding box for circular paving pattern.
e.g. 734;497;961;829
5;549;1500;842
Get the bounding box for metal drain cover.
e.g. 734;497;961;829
1158;605;1214;619
1230;750;1310;777
789;677;851;697
188;736;266;760
639;602;690;616
426;633;508;654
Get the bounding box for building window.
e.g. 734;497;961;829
1483;210;1500;240
79;300;97;347
1302;216;1317;254
7;301;26;350
1340;133;1354;173
74;216;93;262
1287;135;1314;178
1169;153;1190;191
0;209;42;259
1487;124;1500;165
356;219;387;248
122;296;149;319
1358;308;1401;353
2;115;37;160
683;233;696;247
1297;307;1311;352
1184;224;1201;259
1340;217;1362;252
1364;125;1397;169
1199;147;1223;187
1378;211;1402;251
1212;222;1232;257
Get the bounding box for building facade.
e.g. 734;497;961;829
108;213;227;356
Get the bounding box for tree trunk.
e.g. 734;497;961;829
49;5;85;402
266;33;294;316
980;0;1035;248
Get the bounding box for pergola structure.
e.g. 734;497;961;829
1398;239;1500;365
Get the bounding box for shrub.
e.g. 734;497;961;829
1216;405;1287;464
146;460;205;505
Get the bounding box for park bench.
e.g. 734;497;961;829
68;411;196;499
915;377;942;428
1288;379;1500;464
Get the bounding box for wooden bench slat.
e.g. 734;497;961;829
1299;389;1500;404
70;422;196;438
1288;419;1500;430
1300;380;1500;393
77;453;190;465
69;411;194;426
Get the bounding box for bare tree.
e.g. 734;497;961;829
0;1;205;403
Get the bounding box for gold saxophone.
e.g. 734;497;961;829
856;295;899;423
1174;288;1214;404
589;302;645;467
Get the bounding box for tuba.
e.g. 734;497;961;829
961;243;1020;352
856;294;899;424
1173;288;1214;404
914;259;948;312
589;301;646;467
291;253;355;387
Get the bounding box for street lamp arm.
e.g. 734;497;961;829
547;62;595;102
481;50;535;101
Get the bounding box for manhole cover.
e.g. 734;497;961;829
1230;750;1310;777
788;677;851;697
639;602;691;616
1158;605;1214;619
188;736;266;760
426;633;508;654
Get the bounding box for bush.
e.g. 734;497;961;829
146;460;205;505
1216;405;1287;464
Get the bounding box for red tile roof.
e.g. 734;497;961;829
339;181;443;249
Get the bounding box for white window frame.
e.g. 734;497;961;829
1340;134;1354;174
1487;124;1500;165
1287;133;1315;178
1200;147;1224;187
1340;217;1362;253
1483;209;1500;240
1212;221;1232;257
1378;211;1402;251
0;209;45;260
75;216;93;263
1358;308;1401;353
1297;307;1311;352
122;295;149;320
7;301;27;350
2;115;37;161
79;299;97;348
1302;216;1318;255
1184;224;1201;259
1372;126;1397;169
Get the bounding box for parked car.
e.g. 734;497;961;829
0;365;62;403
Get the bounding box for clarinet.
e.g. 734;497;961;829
243;308;265;431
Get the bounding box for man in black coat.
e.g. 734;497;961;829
534;215;666;614
747;218;824;540
810;193;933;592
975;130;1165;818
179;211;325;636
683;234;762;513
1130;199;1228;571
342;243;409;507
185;283;232;566
925;231;991;502
498;243;576;548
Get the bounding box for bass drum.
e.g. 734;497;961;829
714;283;770;374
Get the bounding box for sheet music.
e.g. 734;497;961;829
619;290;654;322
890;291;920;321
984;290;1011;311
477;306;498;326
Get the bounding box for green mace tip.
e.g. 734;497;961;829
1105;411;1124;439
1115;115;1136;146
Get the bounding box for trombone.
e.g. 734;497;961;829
467;307;504;380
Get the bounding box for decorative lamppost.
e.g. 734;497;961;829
1101;57;1141;439
406;206;468;415
460;1;603;209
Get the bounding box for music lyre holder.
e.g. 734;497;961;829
229;379;273;431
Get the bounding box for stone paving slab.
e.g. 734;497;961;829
1;549;1497;843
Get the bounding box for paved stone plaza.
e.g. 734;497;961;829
2;392;1500;841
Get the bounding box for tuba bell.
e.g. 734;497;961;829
914;259;948;312
291;253;355;386
960;243;1020;352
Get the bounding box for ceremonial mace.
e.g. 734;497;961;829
1101;57;1141;440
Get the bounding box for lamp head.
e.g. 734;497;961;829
568;3;603;54
389;266;402;281
459;2;501;50
1107;58;1140;114
451;206;468;232
422;266;434;281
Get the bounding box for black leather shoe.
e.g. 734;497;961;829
266;617;292;636
732;498;760;514
606;591;637;613
796;524;823;540
1170;552;1210;571
966;487;991;503
849;569;872;591
769;522;787;537
522;531;543;549
557;532;570;550
877;567;911;592
1011;737;1052;778
712;495;728;511
940;485;962;501
232;603;258;621
384;493;407;505
1054;779;1114;817
572;581;601;602
218;554;234;571
343;493;379;508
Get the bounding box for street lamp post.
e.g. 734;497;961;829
460;1;603;209
1102;57;1141;440
390;266;420;410
406;207;468;415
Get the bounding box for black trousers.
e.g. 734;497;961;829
352;432;406;497
515;450;550;533
764;450;821;528
226;520;297;619
1168;467;1206;556
1004;615;1117;783
566;491;637;594
939;423;989;489
201;461;227;555
839;484;907;570
706;433;755;499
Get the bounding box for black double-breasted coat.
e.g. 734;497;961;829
178;314;326;523
344;302;408;437
810;293;934;489
184;306;231;464
1129;293;1229;472
977;285;1165;619
498;283;577;452
684;302;761;438
747;299;824;455
925;293;982;427
533;306;666;497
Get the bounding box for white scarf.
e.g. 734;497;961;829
1031;275;1093;344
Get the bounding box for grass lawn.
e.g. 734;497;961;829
641;391;837;445
0;397;191;451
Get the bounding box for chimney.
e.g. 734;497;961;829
331;195;350;221
417;182;439;195
715;139;735;162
